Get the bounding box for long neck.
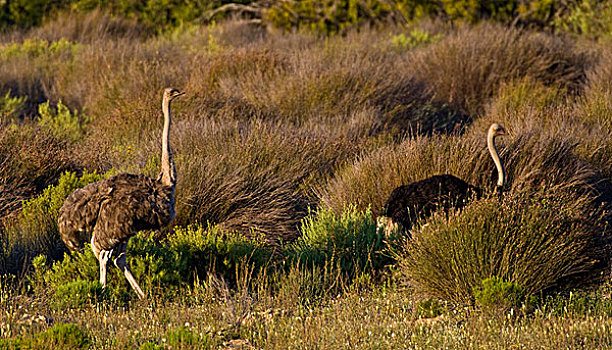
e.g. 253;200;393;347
160;96;176;188
488;131;506;188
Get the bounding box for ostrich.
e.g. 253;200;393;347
58;87;185;299
378;123;507;235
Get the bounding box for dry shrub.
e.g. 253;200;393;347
193;31;466;135
166;118;358;241
397;188;609;304
29;9;152;43
0;125;75;218
410;23;589;117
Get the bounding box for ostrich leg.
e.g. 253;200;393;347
113;241;145;299
98;250;112;288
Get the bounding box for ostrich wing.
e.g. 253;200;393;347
59;181;109;251
90;174;175;252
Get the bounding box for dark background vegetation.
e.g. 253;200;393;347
1;0;612;348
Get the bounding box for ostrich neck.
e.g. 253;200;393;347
160;97;176;188
488;131;506;188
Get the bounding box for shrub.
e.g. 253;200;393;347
37;100;88;143
32;323;91;349
473;276;525;311
264;0;399;35
288;206;393;275
409;23;588;116
396;189;608;304
53;279;105;309
0;90;27;124
553;0;612;38
36;223;273;299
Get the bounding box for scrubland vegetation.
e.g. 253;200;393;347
1;1;612;349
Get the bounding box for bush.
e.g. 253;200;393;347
35;223;273;299
396;189;608;304
53;279;105;309
37;100;88;143
473;276;525;311
0;90;27;124
33;323;91;349
409;23;588;116
288;206;394;275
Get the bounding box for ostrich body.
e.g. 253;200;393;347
380;123;506;232
58;88;184;299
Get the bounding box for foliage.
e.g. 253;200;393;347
390;28;442;51
53;279;105;309
0;91;27;124
396;190;608;304
264;0;398;35
473;276;525;310
289;206;394;275
553;0;612;38
37;100;88;143
0;38;80;60
1;323;92;349
33;323;91;349
34;223;273;300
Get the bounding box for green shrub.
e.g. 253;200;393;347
288;206;393;275
264;0;398;35
390;29;442;51
0;38;80;60
53;279;105;309
30;323;91;349
162;223;273;285
554;0;612;38
0;90;27;124
36;223;273;299
473;276;525;310
37;100;89;143
396;189;608;304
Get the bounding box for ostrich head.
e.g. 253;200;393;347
490;123;506;137
164;87;185;102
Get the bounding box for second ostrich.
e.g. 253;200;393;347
378;123;507;234
58;87;185;299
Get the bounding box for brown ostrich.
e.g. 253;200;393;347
378;123;507;234
58;87;185;299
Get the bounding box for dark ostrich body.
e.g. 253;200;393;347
380;123;506;233
382;174;481;230
58;88;184;299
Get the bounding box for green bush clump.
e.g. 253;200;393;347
1;323;93;349
0;90;27;124
390;29;442;51
37;100;89;143
473;276;525;310
289;206;394;275
0;38;80;60
53;279;105;309
36;223;273;299
397;189;608;304
553;0;612;38
33;323;91;349
140;326;214;349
